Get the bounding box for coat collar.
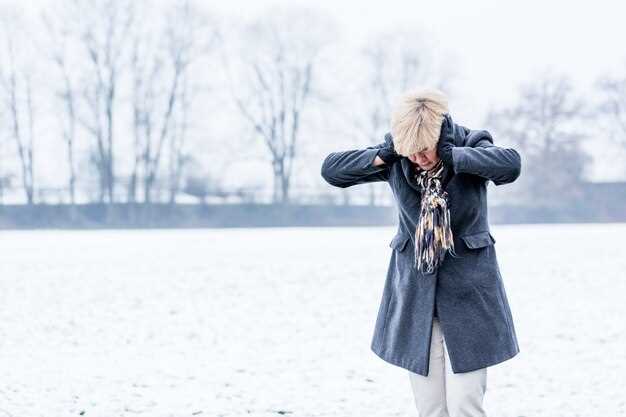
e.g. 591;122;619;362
400;158;424;193
400;158;455;193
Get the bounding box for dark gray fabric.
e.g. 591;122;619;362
320;121;522;376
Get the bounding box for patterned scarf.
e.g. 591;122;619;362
413;159;457;273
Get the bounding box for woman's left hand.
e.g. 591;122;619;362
437;113;455;167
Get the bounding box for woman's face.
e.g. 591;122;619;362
408;148;439;170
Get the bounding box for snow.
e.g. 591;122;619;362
0;224;624;416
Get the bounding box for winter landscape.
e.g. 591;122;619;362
0;223;624;417
1;2;625;415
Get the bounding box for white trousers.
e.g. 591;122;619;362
408;318;488;417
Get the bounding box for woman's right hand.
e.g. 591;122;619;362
377;133;402;166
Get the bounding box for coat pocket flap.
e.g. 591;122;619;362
460;230;496;249
389;233;411;252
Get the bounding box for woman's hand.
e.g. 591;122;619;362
437;114;455;167
377;133;403;166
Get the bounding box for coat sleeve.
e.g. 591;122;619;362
320;136;391;188
450;131;521;186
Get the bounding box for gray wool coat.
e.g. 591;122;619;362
320;121;522;376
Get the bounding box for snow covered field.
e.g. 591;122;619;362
0;224;624;417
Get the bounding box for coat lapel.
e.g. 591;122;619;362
400;158;423;193
440;163;455;190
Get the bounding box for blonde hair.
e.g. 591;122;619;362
390;87;449;156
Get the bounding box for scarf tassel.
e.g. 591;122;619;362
414;161;457;274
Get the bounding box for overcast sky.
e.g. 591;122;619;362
207;0;626;106
14;0;626;181
204;0;626;180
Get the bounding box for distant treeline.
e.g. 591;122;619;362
0;203;624;229
1;1;626;210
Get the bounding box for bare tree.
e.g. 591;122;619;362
128;14;162;203
41;11;80;205
128;0;218;204
225;6;334;203
0;10;37;204
66;0;134;203
166;69;191;205
594;70;626;176
486;72;588;206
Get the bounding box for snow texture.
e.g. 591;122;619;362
0;224;624;416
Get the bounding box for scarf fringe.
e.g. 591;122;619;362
414;160;457;274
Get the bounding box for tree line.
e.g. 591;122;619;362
0;0;625;208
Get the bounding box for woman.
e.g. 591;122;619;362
320;87;522;417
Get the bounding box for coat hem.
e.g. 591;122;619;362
370;343;428;376
370;340;520;376
450;345;520;373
